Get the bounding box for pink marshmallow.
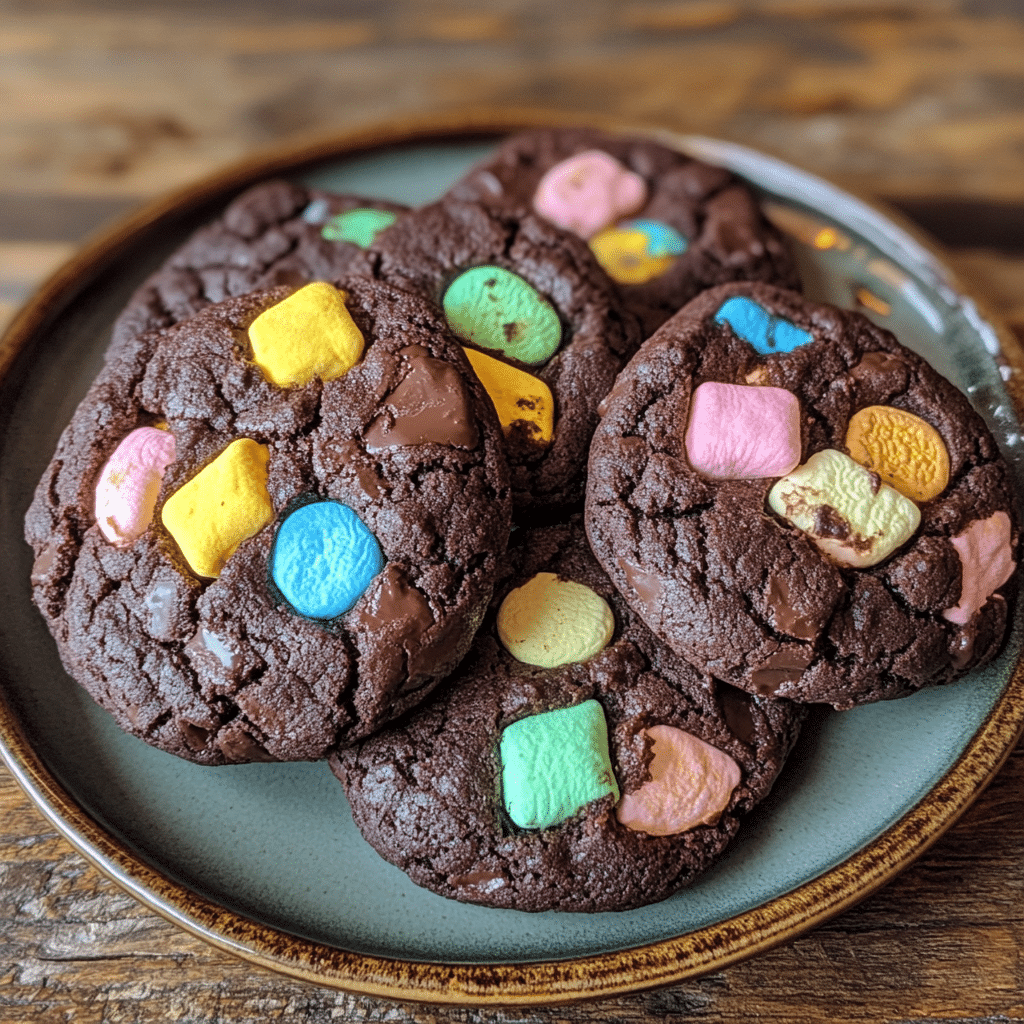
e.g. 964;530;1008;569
532;150;647;239
685;381;802;480
95;426;176;546
616;725;741;837
943;511;1016;625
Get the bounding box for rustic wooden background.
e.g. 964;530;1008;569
3;0;1024;1020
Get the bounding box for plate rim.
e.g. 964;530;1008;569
2;107;1023;1006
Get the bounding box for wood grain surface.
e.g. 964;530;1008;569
3;0;1024;1019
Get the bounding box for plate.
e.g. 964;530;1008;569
2;113;1023;1006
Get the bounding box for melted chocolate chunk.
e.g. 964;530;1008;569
749;650;814;695
765;575;823;641
814;505;850;540
144;582;178;638
365;353;479;450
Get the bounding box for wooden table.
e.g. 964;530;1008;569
3;2;1024;1020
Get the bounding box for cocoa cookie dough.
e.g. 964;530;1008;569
356;197;643;513
448;127;800;337
26;278;511;764
586;282;1018;708
331;519;803;913
110;179;408;356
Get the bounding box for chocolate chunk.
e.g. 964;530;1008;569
365;354;479;450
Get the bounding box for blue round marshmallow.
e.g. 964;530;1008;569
272;501;384;619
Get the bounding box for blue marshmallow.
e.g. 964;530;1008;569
272;501;384;619
772;316;813;352
714;296;813;355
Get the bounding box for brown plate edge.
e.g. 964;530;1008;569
2;107;1024;1007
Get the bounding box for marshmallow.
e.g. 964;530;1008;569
685;381;801;480
443;266;561;367
497;572;615;668
462;346;554;446
616;725;741;836
271;501;384;619
768;448;921;568
845;404;950;503
500;700;619;830
943;511;1016;625
320;208;397;247
715;296;813;355
589;219;685;285
248;282;365;387
161;438;274;579
95;426;176;546
533;149;647;239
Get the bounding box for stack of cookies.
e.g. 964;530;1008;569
24;128;1018;912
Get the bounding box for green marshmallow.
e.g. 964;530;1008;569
499;700;619;830
321;208;397;248
442;266;562;367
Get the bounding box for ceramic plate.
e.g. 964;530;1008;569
2;113;1023;1006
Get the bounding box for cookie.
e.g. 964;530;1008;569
109;179;408;356
25;277;512;764
586;282;1018;708
448;127;800;337
331;519;804;912
355;197;643;512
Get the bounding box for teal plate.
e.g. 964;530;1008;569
1;113;1023;1005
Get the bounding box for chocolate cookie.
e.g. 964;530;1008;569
356;197;642;512
448;127;800;337
26;278;511;764
110;179;408;356
331;519;804;912
586;282;1018;708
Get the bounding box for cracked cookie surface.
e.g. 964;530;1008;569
25;278;511;764
585;282;1018;708
447;127;801;337
354;197;643;513
109;179;408;358
331;519;804;913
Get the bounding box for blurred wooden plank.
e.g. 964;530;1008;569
0;196;135;243
0;242;75;335
0;4;1023;203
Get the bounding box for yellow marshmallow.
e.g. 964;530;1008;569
161;438;274;579
497;572;615;668
462;346;554;446
248;282;364;387
845;405;949;503
589;226;674;285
